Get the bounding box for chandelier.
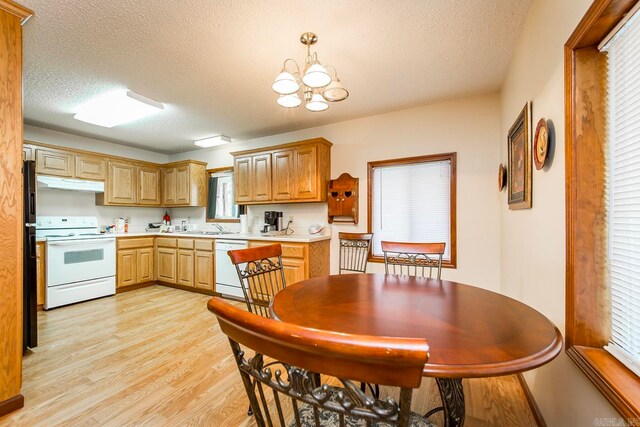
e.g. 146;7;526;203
272;32;349;112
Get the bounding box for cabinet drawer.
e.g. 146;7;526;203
117;237;154;250
249;241;306;259
178;238;194;249
194;239;214;251
156;237;178;248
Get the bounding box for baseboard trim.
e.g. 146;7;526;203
517;373;546;427
157;282;216;296
116;282;155;294
0;394;24;418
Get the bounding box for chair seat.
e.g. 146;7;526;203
291;386;436;427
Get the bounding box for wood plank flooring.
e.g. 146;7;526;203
0;286;538;426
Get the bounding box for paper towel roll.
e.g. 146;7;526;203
240;214;249;234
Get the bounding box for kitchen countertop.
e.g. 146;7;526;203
112;231;331;243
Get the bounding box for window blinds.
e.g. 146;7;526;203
603;8;640;377
371;160;451;259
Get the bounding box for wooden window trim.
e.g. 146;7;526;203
206;167;241;223
367;152;457;268
565;0;640;419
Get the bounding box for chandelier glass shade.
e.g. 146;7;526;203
272;32;348;112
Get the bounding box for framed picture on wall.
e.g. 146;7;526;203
507;102;532;209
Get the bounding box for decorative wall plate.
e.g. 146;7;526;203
498;163;506;191
534;118;549;170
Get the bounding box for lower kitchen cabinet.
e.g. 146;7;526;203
117;238;156;289
194;248;215;291
157;247;178;284
177;249;194;287
165;238;214;291
36;242;45;307
248;240;329;285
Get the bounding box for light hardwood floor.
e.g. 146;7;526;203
0;286;538;426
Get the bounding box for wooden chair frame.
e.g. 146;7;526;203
208;297;431;427
381;241;445;280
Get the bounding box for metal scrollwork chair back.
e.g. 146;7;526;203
381;241;446;280
207;297;435;427
228;244;287;318
338;232;373;274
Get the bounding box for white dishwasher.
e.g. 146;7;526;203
215;239;248;299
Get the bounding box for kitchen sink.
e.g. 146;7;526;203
194;231;239;235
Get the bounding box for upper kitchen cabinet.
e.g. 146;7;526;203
137;165;162;206
231;138;332;205
36;148;75;177
102;161;137;205
75;155;106;181
162;161;207;207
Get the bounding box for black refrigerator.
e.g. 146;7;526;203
23;160;37;351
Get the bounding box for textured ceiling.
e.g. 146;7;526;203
21;0;532;154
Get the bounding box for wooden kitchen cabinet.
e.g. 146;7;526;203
36;148;75;177
177;249;194;287
248;239;330;285
231;138;331;205
137;165;161;205
194;239;215;291
103;161;137;205
36;242;45;307
75;155;106;180
157;248;178;284
162;161;207;207
117;238;156;289
23;144;35;161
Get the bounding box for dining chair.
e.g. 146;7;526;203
338;232;373;274
227;243;287;318
381;241;446;279
208;296;435;427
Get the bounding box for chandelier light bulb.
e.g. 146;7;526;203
302;62;332;88
322;77;349;102
306;92;329;112
277;93;302;108
272;70;300;95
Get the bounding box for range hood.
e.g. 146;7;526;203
37;176;104;193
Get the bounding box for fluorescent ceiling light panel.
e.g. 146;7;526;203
74;90;164;128
194;135;232;148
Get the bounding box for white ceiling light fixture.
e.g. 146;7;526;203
194;135;232;148
272;32;349;112
74;90;164;128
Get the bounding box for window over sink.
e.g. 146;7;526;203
367;153;457;267
206;167;244;222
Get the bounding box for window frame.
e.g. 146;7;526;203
367;152;457;268
205;166;242;223
565;0;640;419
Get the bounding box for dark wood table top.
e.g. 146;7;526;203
270;273;562;378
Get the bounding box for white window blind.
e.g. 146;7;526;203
603;8;640;377
371;159;451;260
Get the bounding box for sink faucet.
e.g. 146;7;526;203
212;223;226;233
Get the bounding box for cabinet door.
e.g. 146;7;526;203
117;249;137;288
76;155;106;180
252;154;272;202
272;149;295;200
163;167;177;205
282;257;306;286
137;166;161;205
36;242;45;306
177;249;194;287
107;161;137;204
175;166;190;205
234;156;252;203
157;248;177;284
194;250;214;290
136;248;154;283
293;145;318;199
36;149;74;177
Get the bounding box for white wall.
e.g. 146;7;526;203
171;93;502;290
499;0;620;424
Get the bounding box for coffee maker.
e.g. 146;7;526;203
263;211;283;233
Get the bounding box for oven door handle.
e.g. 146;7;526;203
47;239;115;246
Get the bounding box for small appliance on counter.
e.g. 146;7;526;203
263;211;283;233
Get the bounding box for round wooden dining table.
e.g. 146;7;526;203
270;273;562;427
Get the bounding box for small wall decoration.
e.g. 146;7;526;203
498;163;507;191
507;102;532;209
327;173;359;224
533;118;549;170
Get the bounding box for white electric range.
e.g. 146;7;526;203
36;216;116;309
